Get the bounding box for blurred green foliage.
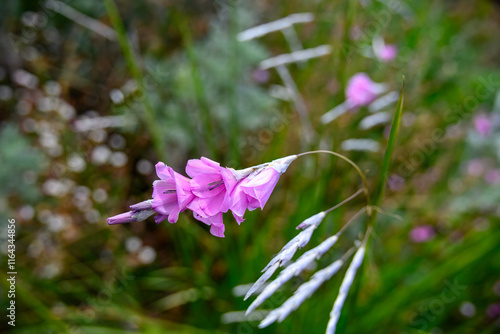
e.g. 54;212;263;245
0;124;45;203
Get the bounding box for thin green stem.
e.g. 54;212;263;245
368;77;405;226
375;78;405;207
323;189;364;214
297;150;371;209
337;207;367;236
340;245;358;262
103;0;168;162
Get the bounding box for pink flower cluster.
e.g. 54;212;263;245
108;155;297;237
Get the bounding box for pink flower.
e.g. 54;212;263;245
229;155;297;223
346;73;386;108
108;155;297;238
484;169;500;184
152;162;194;224
373;37;397;62
374;45;397;63
466;159;485;177
486;303;500;318
474;114;492;137
409;225;435;243
229;170;274;224
185;157;238;218
193;212;225;238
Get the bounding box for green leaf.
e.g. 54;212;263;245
375;77;405;207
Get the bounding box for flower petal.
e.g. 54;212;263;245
197;191;226;216
152;179;176;198
242;168;280;209
155;162;173;181
154;214;169;224
191;173;224;198
233;212;245;225
210;224;225;238
152;193;178;217
186;157;220;178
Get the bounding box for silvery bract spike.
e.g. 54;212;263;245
326;246;366;334
368;91;399;113
237;13;314;41
260;211;325;273
313;235;339;259
320;101;350;124
359;112;391;130
244;262;280;301
278;244;300;266
260;45;331;69
259;312;279;328
246;235;340;315
341;139;380;153
258;259;345;328
296;212;326;229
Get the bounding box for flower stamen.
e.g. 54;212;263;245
208;180;224;191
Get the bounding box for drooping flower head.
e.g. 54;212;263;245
346;73;387;108
108;155;297;238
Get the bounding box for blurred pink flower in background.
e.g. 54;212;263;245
466;159;485;177
373;40;397;62
486;303;500;318
388;174;405;192
409;225;435;243
346;73;387;108
373;36;397;62
252;68;270;84
484;169;500;184
474;114;492;137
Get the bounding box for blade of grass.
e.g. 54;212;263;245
103;0;168;163
374;77;405;209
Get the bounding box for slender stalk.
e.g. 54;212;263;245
297;150;371;209
323;189;363;214
103;0;168;162
337;207;367;235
